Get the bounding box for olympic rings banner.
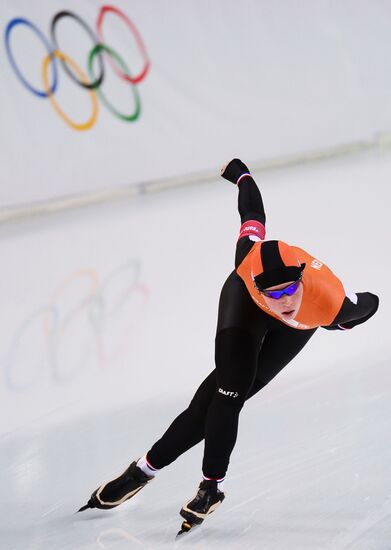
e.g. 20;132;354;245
2;0;391;210
4;5;150;132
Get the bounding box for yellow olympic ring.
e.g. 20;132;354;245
43;269;99;336
42;50;99;131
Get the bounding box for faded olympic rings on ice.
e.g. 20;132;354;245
4;259;150;391
4;5;150;131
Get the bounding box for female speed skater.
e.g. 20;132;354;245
79;159;379;535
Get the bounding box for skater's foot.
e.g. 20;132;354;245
78;461;154;511
177;479;225;536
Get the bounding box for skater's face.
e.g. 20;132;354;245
262;280;303;320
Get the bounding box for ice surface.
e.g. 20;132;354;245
1;151;390;549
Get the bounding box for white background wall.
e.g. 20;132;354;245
2;0;391;209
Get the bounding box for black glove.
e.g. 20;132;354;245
322;293;379;331
221;159;251;184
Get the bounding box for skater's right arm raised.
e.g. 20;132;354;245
221;159;266;267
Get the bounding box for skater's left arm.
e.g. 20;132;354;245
323;291;379;331
221;159;266;267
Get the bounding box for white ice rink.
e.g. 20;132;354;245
1;151;390;549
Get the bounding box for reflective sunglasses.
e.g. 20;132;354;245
260;278;302;300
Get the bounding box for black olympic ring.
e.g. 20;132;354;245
50;11;105;90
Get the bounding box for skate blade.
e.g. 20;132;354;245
76;501;93;513
76;504;90;513
176;521;195;538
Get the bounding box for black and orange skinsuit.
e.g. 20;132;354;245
147;161;379;480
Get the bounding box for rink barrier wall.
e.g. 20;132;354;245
1;134;390;223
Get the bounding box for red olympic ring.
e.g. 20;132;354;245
97;5;150;85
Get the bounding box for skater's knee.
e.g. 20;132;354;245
188;389;214;417
187;371;217;417
215;387;246;410
214;376;253;409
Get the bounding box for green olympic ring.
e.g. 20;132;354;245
88;44;141;122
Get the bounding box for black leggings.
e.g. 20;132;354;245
147;271;317;478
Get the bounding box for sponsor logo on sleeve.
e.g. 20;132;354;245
243;225;259;233
239;221;266;241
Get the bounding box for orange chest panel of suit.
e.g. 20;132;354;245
236;244;346;330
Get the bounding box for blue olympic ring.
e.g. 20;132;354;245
4;17;58;98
